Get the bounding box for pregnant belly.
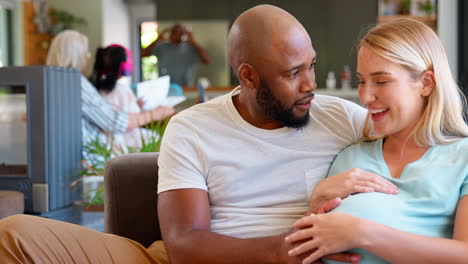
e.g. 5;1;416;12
324;192;403;264
331;192;403;226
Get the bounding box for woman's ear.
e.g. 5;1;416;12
420;70;435;97
237;63;259;89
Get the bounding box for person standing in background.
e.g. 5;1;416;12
141;24;211;86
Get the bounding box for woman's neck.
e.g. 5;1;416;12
384;134;429;156
383;135;429;178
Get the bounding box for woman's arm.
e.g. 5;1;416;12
361;196;468;264
127;106;175;129
287;196;468;264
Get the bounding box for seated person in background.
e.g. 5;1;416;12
46;30;175;157
92;44;156;150
286;18;468;264
141;24;211;86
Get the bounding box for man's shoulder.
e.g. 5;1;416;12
307;95;367;144
171;94;229;124
341;139;378;155
311;94;365;119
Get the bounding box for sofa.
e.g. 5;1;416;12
104;152;161;247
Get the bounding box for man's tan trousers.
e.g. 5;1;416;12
0;214;169;263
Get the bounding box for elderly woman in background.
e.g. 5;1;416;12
46;30;174;156
287;19;468;264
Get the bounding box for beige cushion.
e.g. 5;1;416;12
0;191;24;219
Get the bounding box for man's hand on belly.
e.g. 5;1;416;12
286;212;363;264
283;198;360;264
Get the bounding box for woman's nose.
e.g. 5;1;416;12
358;84;375;105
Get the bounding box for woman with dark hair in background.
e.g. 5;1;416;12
92;44;155;150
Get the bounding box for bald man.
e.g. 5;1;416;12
0;5;366;264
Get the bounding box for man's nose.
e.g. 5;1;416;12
301;70;316;93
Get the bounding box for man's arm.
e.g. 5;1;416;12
158;117;289;263
159;189;359;264
141;28;170;57
185;30;211;64
158;188;287;264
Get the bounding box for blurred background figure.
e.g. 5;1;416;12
46;30;175;158
93;44;137;114
141;24;211;87
92;44;156;150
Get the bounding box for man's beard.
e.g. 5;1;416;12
256;79;310;129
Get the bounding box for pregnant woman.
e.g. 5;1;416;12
287;18;468;264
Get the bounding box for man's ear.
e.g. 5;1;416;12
420;70;435;97
237;63;259;89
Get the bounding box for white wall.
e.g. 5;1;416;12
438;0;458;79
49;0;133;74
48;0;103;66
101;0;130;48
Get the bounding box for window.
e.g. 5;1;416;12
140;21;159;81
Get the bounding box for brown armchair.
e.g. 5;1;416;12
104;152;161;247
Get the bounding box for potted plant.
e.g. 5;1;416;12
401;0;411;15
71;118;170;211
49;9;88;35
417;0;434;16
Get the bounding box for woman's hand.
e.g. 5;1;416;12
136;98;145;109
286;212;364;264
310;168;398;213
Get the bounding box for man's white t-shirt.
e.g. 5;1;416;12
158;87;366;239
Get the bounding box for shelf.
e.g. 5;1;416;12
23;1;53;65
315;88;358;98
377;15;437;32
182;87;359;99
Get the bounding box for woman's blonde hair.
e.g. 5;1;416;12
359;18;468;146
46;30;90;75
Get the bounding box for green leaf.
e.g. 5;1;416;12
76;117;171;207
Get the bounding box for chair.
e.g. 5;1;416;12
104;152;161;247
